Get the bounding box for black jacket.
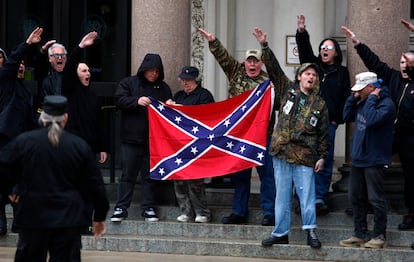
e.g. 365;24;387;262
296;30;350;124
0;43;34;140
355;43;414;135
173;84;214;105
115;54;172;145
0;128;109;228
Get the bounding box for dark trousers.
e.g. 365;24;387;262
14;227;82;262
115;143;156;210
394;135;414;212
349;166;387;239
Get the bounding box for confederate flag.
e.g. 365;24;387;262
148;79;273;180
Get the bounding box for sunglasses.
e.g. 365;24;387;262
50;53;67;59
320;45;334;51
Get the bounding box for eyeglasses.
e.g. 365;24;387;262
320;45;334;51
50;53;66;59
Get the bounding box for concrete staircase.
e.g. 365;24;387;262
1;180;413;261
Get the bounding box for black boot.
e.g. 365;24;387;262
0;204;7;236
307;229;321;249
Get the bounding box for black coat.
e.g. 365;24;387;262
61;46;107;153
0;43;33;140
0;128;109;228
296;30;350;124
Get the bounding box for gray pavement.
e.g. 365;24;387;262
0;247;322;262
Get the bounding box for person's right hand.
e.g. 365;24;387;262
138;96;151;107
198;28;215;42
93;221;106;238
341;26;360;46
401;19;414;32
26;27;43;45
297;14;306;33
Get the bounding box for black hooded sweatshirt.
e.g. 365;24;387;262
115;53;172;145
296;30;350;125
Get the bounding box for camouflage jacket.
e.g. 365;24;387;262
262;45;329;167
209;38;276;136
208;39;268;97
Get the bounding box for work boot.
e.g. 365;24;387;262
307;229;321;249
364;235;386;249
261;235;289;247
339;236;369;247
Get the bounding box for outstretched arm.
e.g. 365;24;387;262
401;19;414;32
341;26;361;46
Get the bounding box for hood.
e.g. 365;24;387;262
136;53;165;81
317;37;343;65
378;85;391;99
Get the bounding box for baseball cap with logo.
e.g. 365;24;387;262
351;72;381;91
245;49;262;60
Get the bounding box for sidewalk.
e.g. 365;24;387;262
0;247;322;262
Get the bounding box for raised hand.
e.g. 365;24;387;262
41;40;57;53
297;14;306;32
198;28;216;42
79;31;98;48
26;27;43;45
341;26;360;45
252;27;267;44
401;19;414;32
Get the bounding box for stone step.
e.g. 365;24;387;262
0;224;413;262
3;203;409;228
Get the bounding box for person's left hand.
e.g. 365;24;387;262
252;27;267;44
98;152;107;163
79;32;98;48
370;88;381;99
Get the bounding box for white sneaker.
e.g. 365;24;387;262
177;214;191;222
195;215;210;223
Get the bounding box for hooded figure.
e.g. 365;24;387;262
110;54;172;223
115;53;172;145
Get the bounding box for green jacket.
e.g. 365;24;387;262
262;44;329;167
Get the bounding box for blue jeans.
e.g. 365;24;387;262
231;138;275;217
314;123;337;204
271;158;317;237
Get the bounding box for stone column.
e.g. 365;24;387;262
131;0;191;94
334;0;409;210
